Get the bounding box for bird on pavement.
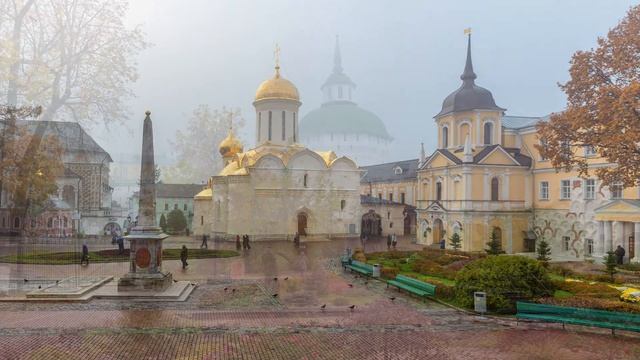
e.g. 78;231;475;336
272;293;278;298
284;277;289;280
389;297;396;302
273;277;278;281
232;288;236;293
320;304;326;310
224;287;228;291
348;283;353;288
23;279;28;283
349;305;356;311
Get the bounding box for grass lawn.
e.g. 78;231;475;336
0;248;240;265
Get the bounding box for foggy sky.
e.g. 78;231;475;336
92;0;638;166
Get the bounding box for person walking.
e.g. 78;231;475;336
236;235;242;251
392;234;398;250
80;242;89;266
615;245;626;265
117;236;125;255
245;234;251;250
200;234;208;249
180;245;189;269
386;234;392;250
294;232;300;247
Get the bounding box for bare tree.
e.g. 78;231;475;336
162;106;245;184
0;0;147;125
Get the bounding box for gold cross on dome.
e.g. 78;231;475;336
274;43;281;69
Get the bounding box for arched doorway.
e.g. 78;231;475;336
403;208;416;236
433;218;444;245
361;210;381;237
104;222;121;235
297;212;308;236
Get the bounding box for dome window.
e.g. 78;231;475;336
484;122;493;145
394;166;403;175
442;126;449;148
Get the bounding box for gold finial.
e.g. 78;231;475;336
464;28;472;36
228;111;234;133
274;43;281;78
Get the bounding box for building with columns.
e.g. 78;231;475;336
193;55;361;240
300;37;393;166
415;34;640;262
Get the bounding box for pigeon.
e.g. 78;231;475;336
173;279;178;283
389;297;396;302
349;305;356;311
23;279;28;283
223;287;228;291
284;277;289;281
272;293;278;298
348;283;353;288
320;304;326;310
38;285;41;289
273;277;278;281
232;288;236;293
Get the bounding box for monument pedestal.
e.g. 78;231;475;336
117;225;173;292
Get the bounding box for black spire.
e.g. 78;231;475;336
460;33;477;84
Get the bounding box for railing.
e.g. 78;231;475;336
416;199;528;211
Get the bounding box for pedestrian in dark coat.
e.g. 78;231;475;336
200;234;208;249
117;236;125;255
236;235;242;251
615;245;626;265
81;242;90;266
180;245;189;269
245;234;251;249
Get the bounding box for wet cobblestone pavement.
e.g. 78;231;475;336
1;236;640;359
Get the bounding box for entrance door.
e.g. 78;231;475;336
630;235;635;259
297;213;308;236
433;219;443;245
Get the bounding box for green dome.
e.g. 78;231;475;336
300;102;392;140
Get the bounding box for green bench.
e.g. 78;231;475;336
344;260;374;277
516;301;640;334
387;275;436;298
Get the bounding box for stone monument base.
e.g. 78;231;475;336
117;271;173;292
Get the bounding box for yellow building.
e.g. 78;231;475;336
416;35;640;262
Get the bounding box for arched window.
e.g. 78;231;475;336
63;217;68;228
13;217;20;229
268;111;272;141
281;111;286;141
491;177;499;201
484;122;493;145
338;86;343;99
442;127;449;148
47;217;53;228
459;123;470;145
436;182;442;201
303;174;308;187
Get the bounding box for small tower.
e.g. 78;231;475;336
219;119;243;166
321;35;356;103
419;142;426;167
253;44;301;146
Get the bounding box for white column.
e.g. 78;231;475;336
613;221;622;248
604;221;612;253
598;221;605;256
634;222;640;263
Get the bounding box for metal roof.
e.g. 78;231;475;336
156;183;204;199
360;159;418;183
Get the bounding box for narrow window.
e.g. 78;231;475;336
258;112;262;141
340;200;346;210
338;86;343;99
560;180;571;200
436;182;442;201
293;113;297;142
200;216;203;225
378;193;382;200
282;111;286;141
539;181;549;200
303;174;308;188
183;203;187;211
484;122;493;145
562;236;570;251
491;177;499;201
174;204;178;210
442;127;448;148
47;218;53;228
164;203;168;211
13;217;19;229
268;111;272;141
389;193;393;202
586;238;593;255
585;179;595;200
401;193;406;204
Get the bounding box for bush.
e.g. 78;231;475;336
552;279;620;298
430;280;455;300
454;255;554;313
167;209;187;233
352;248;367;262
380;266;400;280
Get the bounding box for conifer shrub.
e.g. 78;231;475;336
454;255;554;313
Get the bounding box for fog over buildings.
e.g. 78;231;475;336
93;0;636;175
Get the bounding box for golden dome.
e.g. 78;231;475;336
255;67;300;102
219;130;243;158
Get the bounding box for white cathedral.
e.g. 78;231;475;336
193;55;361;240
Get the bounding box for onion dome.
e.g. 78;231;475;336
436;34;505;117
218;130;243;158
255;66;300;102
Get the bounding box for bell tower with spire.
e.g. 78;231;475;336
321;36;356;103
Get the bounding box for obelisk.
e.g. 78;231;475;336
118;111;173;291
